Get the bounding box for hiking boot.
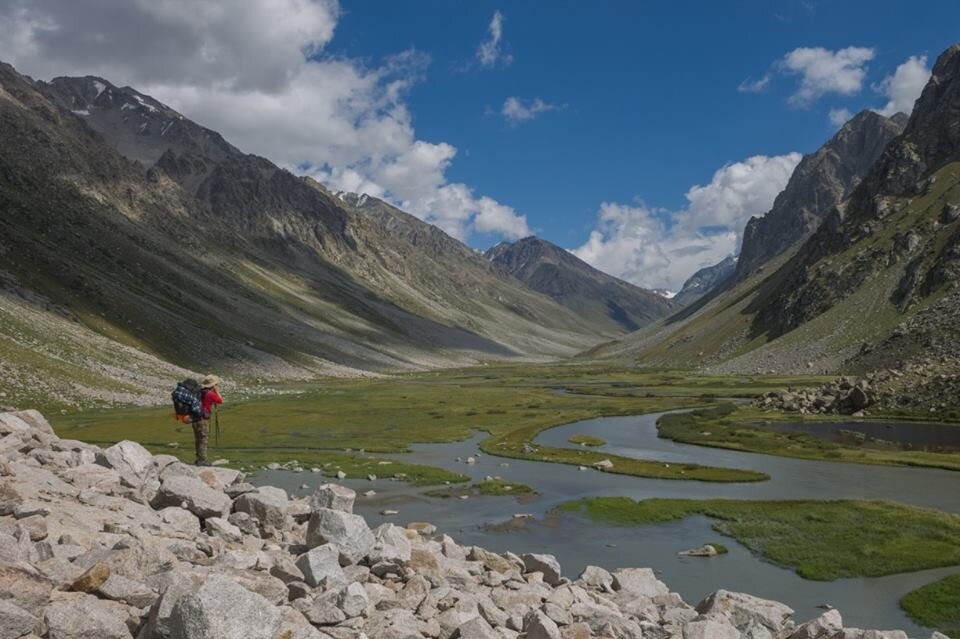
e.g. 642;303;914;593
195;459;211;467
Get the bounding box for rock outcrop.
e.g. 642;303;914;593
0;410;931;638
736;110;907;281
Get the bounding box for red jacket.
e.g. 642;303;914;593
201;388;223;417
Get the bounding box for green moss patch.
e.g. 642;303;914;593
558;497;960;581
901;574;960;638
568;433;606;447
426;479;535;498
658;403;960;472
53;364;774;486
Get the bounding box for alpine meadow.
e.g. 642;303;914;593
2;2;960;638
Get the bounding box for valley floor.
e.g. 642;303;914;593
52;364;829;482
50;362;960;635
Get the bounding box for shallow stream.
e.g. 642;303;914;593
253;409;960;635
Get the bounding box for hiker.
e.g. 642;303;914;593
193;374;223;466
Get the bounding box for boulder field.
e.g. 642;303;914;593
0;410;932;639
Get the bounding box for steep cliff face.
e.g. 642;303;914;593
754;44;960;340
736;110;906;280
590;44;960;375
485;236;677;334
673;256;737;307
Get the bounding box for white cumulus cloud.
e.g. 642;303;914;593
501;97;559;124
875;54;930;117
737;74;771;93
782;46;875;107
828;107;853;126
476;10;512;68
0;0;530;242
572;153;802;291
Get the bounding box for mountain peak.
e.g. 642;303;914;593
486;235;676;334
48;75;179;119
735;108;906;279
673;256;736;306
42;75;237;171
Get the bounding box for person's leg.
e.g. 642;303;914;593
192;419;210;465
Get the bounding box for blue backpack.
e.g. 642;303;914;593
171;379;203;420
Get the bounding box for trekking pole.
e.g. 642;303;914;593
214;409;222;446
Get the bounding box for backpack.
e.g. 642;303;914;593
171;379;203;421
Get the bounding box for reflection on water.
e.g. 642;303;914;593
253;409;960;636
765;419;960;452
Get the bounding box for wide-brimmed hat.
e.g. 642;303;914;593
200;374;221;388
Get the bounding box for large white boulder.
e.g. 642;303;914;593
789;609;843;639
521;553;562;586
305;508;374;565
11;409;56;435
0;598;38;639
153;476;230;519
577;565;614;592
338;582;371;617
97;440;155;486
294;544;347;588
233;486;289;531
310;483;355;513
523;609;561;639
456;616;499;639
0;412;36;435
44;594;133;639
205;517;243;544
368;523;412;566
167;575;281;639
611;567;669;598
696;589;794;632
683;619;740;639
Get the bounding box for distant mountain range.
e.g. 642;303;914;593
0;63;609;408
2;43;960;409
485;236;676;333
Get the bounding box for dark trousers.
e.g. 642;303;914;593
192;418;209;463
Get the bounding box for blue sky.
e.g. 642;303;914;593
322;0;956;286
1;0;957;289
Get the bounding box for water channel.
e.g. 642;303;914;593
253;409;960;636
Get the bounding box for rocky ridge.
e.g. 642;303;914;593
736;110;907;281
484;237;676;334
0;60;607;411
0;410;928;639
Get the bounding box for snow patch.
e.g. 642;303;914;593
654;289;677;299
93;80;106;98
130;93;158;113
70;109;90;116
160;121;174;136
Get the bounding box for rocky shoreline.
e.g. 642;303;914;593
0;410;936;639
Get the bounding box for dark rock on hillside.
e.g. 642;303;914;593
485;236;677;333
736;110;906;280
673;256;736;306
44;76;238;190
